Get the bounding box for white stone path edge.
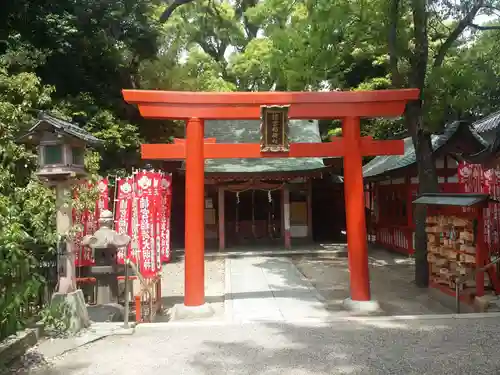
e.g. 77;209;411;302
135;312;500;329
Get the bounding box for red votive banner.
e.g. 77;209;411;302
152;173;162;271
136;171;157;278
74;172;173;277
458;161;500;253
159;174;173;263
115;177;134;264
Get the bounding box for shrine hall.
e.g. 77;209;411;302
166;119;347;251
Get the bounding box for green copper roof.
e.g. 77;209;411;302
201;119;326;174
363;121;487;179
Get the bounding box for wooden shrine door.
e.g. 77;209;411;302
122;89;419;308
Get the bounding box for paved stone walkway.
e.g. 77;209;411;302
225;257;331;322
292;247;455;316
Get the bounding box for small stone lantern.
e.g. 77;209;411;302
17;112;103;332
82;210;131;305
18;112;102;183
18;112;103;293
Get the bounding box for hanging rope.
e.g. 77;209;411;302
230;185;284;241
235;192;239;234
268;194;273;238
226;183;285;194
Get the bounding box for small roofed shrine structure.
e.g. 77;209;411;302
364;110;500;307
167;119;341;251
122;88;419;312
469;110;500;146
363;120;488;255
413;193;500;305
462;110;500;168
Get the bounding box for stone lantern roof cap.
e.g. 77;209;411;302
18;112;103;147
82;210;130;250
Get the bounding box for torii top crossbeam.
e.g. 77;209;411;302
122;88;419;309
123;89;419;120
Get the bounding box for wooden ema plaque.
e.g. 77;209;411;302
260;105;290;152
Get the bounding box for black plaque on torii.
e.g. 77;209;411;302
260;105;290;152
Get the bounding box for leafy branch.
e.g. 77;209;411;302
160;0;196;23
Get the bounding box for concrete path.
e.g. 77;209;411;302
37;315;500;375
225;257;331;322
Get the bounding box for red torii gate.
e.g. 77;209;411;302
122;89;419;310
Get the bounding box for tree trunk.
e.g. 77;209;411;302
405;100;439;287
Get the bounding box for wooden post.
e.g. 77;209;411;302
307;179;313;239
405;176;414;253
184;117;205;307
476;207;486;297
405;176;413;227
135;295;142;322
374;182;380;243
367;182;372;241
218;187;225;251
343;116;371;302
444;156;448;183
283;186;291;249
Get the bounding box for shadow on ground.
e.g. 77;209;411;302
187;319;500;374
160;244;452;320
252;246;452;316
38;317;500;374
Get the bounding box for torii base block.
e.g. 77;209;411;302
343;298;381;314
169;302;215;321
122;89;420;311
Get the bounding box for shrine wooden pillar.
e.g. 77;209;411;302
476;207;486;297
343;116;371;301
307;179;313;239
184;117;205;306
283;186;291;249
405;176;413;227
218;187;225;251
405;176;414;253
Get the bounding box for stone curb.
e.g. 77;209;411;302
36;323;136;359
175;249;350;259
134;311;500;329
0;328;39;368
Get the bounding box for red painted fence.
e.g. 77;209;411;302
370;161;500;257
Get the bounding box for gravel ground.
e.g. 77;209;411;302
292;247;453;315
3;346;51;375
157;257;225;321
5;258;226;373
26;316;500;375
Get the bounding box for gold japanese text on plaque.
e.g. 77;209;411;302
260;105;290;152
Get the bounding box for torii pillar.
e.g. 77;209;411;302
122;89;419;315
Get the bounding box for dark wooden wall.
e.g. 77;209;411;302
311;179;346;242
